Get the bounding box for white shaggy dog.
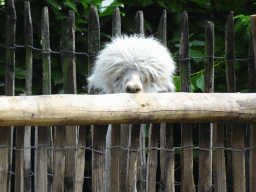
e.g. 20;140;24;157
88;35;176;94
87;35;176;191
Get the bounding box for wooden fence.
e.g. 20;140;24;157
1;0;256;192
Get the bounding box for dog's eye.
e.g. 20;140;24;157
150;75;154;83
115;77;120;82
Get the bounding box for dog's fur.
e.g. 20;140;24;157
88;35;176;94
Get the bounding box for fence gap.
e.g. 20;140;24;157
88;6;108;192
198;21;214;192
134;10;147;192
249;14;256;192
179;11;196;192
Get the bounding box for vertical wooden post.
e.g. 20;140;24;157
226;11;245;192
146;124;160;192
60;10;77;192
37;6;51;192
127;124;140;192
134;11;147;192
225;11;235;191
198;21;214;192
15;2;33;191
24;2;33;191
88;6;108;192
249;14;256;192
4;0;16;191
157;10;175;192
112;9;121;37
15;126;25;192
180;11;195;192
74;126;87;191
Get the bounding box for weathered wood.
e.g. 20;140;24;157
53;126;65;192
88;6;108;192
24;2;32;191
248;23;256;93
249;124;256;192
137;124;146;191
127;124;140;192
88;5;100;78
0;93;256;126
225;11;235;93
60;10;76;94
5;0;16;96
198;21;214;192
74;126;87;191
5;1;16;191
180;11;191;93
231;123;246;192
41;6;53;191
213;123;226;192
135;11;144;35
179;11;195;192
110;124;121;191
225;12;235;190
92;125;108;192
120;124;130;192
249;14;256;192
60;10;77;192
157;10;167;46
165;123;175;191
198;123;212;191
156;10;174;192
37;127;48;192
15;127;25;192
0;127;11;192
36;7;51;192
146;123;160;192
112;9;121;37
25;1;33;96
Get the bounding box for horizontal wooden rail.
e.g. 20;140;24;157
0;93;256;126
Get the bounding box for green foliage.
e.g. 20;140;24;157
0;0;255;95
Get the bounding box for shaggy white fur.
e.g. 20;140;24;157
87;35;176;94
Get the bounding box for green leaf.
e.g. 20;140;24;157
80;1;88;11
52;68;63;85
173;76;180;92
190;49;204;63
190;40;205;46
15;68;26;79
99;1;124;17
196;73;204;92
189;0;210;8
45;0;62;14
64;0;78;15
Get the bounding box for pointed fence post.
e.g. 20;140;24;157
179;11;196;192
